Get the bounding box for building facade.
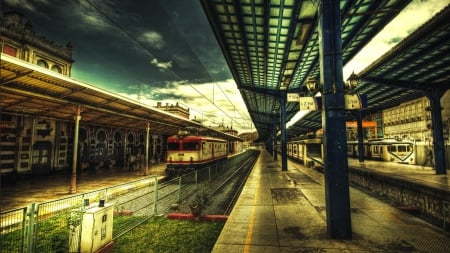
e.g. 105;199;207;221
364;92;450;166
1;11;73;76
1;11;165;181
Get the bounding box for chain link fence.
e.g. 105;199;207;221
0;150;256;253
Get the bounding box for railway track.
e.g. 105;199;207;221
174;151;260;216
206;152;259;215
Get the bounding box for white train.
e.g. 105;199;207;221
347;138;415;164
286;137;416;167
286;136;323;167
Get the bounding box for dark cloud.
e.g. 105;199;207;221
2;0;251;131
2;0;231;89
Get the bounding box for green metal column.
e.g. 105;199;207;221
318;0;352;239
427;88;447;174
356;111;364;162
280;88;287;171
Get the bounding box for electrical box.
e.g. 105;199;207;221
69;204;113;253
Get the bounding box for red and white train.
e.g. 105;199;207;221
165;131;229;177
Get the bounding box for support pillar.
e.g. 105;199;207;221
318;0;352;239
145;122;150;176
426;88;447;174
356;111;364;162
273;114;277;161
280;88;288;171
70;105;81;194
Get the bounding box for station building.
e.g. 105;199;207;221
0;12;165;181
352;94;450;166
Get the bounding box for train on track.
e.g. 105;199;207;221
286;136;416;167
165;130;241;177
347;139;415;164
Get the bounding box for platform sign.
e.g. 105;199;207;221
287;93;300;102
345;94;361;109
310;95;367;111
344;94;368;110
299;97;317;111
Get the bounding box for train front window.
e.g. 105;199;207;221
183;141;199;150
397;145;410;152
167;142;179;151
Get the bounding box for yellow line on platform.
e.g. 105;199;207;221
243;171;260;252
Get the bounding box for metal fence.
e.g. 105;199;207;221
0;150;255;253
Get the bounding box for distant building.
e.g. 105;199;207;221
0;11;73;76
213;124;238;136
362;95;450;166
381;96;450;142
155;102;190;119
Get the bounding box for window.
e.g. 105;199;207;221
167;142;179;151
97;130;106;142
37;59;48;68
183;141;199;150
3;44;17;57
51;65;62;73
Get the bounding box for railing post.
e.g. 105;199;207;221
444;200;450;231
208;166;212;182
153;175;158;215
177;176;182;203
24;203;36;253
195;171;198;187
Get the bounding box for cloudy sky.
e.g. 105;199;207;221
2;0;448;133
2;0;251;131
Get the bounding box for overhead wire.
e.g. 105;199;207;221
86;0;250;130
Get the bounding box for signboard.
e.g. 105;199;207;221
309;94;366;111
344;94;368;110
299;97;317;111
344;94;362;109
287;93;300;102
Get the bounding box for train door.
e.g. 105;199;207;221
371;145;382;160
202;141;210;160
32;141;52;175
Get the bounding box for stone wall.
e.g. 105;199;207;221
349;167;450;231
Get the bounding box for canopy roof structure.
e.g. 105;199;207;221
201;0;450;141
0;54;242;141
1;2;449;144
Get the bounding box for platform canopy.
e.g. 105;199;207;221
0;54;242;142
201;0;450;141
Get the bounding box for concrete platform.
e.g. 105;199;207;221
213;149;450;253
0;163;167;211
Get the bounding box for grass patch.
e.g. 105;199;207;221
112;216;225;253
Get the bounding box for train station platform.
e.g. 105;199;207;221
0;163;167;212
347;158;450;190
213;149;450;252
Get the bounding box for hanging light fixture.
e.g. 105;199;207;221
306;76;317;92
346;71;359;91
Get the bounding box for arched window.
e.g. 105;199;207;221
51;65;62;73
37;59;48;68
96;129;107;142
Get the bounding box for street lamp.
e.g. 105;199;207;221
306;76;317;92
346;71;359;92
